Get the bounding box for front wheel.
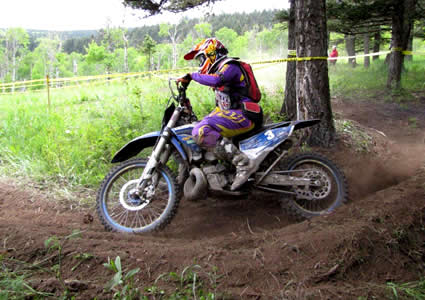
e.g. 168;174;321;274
96;158;180;233
280;153;348;220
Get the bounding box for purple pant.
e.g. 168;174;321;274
192;107;254;148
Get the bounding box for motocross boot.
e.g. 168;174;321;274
213;138;258;191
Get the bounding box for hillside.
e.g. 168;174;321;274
12;9;281;53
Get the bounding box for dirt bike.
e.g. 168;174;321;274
96;79;348;233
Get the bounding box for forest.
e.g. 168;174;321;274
1;0;425;299
0;10;283;86
2;4;423;90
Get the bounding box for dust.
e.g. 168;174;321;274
331;98;425;201
345;144;425;200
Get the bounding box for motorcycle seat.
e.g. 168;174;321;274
233;121;292;145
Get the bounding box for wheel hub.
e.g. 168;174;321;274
119;180;150;211
127;188;142;205
295;169;331;200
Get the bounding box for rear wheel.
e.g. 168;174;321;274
96;159;180;233
280;153;348;220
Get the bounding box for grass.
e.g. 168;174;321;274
0;55;424;194
334;119;373;153
329;56;425;99
0;235;79;300
387;280;425;300
103;256;142;300
0;257;53;300
0;76;177;187
144;264;223;299
0;71;285;190
1;236;223;299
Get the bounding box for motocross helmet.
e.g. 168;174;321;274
184;38;228;74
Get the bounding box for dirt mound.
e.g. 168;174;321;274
1;98;425;299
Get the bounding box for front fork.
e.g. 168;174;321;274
134;106;183;195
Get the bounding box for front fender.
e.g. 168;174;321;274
111;131;188;163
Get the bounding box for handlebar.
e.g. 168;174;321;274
168;77;188;105
167;77;197;124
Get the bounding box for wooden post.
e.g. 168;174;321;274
46;75;51;112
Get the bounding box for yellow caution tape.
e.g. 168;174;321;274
250;56;328;65
0;78;45;87
1;49;425;95
288;49;297;56
391;48;425;56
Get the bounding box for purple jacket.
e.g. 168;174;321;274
191;62;250;104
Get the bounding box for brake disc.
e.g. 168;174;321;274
294;169;331;200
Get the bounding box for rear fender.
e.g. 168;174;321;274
292;119;321;130
111;131;188;163
239;119;320;160
264;119;320;131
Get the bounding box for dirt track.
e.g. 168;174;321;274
1;97;425;299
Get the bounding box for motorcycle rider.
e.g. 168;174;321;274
177;38;262;191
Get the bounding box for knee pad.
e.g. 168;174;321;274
192;125;220;148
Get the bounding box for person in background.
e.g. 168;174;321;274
177;38;262;191
329;45;339;65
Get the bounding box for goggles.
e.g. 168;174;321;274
195;53;207;68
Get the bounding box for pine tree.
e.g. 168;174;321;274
141;34;157;71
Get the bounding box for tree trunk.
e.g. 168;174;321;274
56;67;59;88
148;53;152;71
150;54;154;71
5;40;9;84
372;30;381;61
157;52;162;70
281;0;296;120
0;56;4;92
0;68;4;93
295;0;335;147
406;23;414;61
170;25;179;69
386;0;417;89
123;32;129;73
364;33;370;68
172;43;177;69
73;59;78;76
345;34;357;67
11;43;16;93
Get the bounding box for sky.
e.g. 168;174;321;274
0;0;289;31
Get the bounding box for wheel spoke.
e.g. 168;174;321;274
116;210;128;225
110;207;126;219
147;206;161;218
97;159;180;233
140;213;148;227
135;211;143;228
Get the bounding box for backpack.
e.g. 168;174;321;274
237;61;262;102
214;58;262;103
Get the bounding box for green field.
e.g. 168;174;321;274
0;57;424;193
